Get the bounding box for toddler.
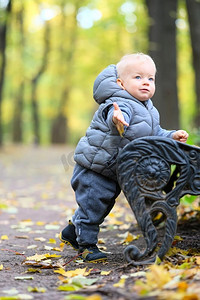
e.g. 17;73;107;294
59;53;188;262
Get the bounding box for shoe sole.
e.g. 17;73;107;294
83;258;107;263
59;232;79;251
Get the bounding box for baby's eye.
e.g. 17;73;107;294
149;77;154;81
135;76;141;79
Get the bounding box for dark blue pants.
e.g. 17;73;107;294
71;164;121;246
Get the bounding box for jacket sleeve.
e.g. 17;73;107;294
156;125;176;138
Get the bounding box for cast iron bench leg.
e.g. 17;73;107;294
117;136;200;265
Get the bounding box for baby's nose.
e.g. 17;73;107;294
143;78;149;85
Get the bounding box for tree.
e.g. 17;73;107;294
145;0;179;129
0;0;12;145
12;2;25;143
50;0;81;144
186;0;200;128
30;20;50;144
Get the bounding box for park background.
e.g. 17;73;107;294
0;0;200;147
1;1;200;299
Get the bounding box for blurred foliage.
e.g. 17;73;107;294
0;0;197;144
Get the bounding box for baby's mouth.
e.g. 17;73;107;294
140;88;149;92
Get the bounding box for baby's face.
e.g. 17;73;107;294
117;58;156;101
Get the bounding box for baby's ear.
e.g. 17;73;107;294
117;78;125;90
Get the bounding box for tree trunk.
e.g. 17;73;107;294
145;0;179;129
0;0;12;146
186;0;200;128
13;82;24;142
12;3;25;143
51;113;67;144
30;21;50;144
50;0;81;144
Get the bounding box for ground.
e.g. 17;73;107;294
0;145;200;300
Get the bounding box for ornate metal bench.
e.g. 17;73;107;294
117;136;200;265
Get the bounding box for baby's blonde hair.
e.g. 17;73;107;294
116;53;156;78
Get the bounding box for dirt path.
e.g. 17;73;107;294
0;145;200;300
0;145;137;299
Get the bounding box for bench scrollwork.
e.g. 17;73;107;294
117;137;200;265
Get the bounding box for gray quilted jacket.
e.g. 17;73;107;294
74;64;175;180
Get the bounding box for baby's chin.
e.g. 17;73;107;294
136;97;149;102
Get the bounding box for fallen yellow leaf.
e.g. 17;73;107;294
167;247;189;257
27;286;46;293
26;253;49;262
48;238;56;244
174;235;183;241
87;294;102;300
101;270;111;276
26;253;61;262
34;237;46;242
182;294;199;300
1;235;8;240
36;221;45;226
113;277;126;288
98;238;105;244
118;232;140;244
178;281;188;291
55;267;89;278
59;242;65;251
146;265;172;289
113;275;128;288
194;256;200;265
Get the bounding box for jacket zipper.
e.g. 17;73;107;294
143;102;154;136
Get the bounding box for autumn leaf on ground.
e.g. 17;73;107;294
98;238;105;244
177;259;196;270
27;286;46;293
1;235;8;240
133;263;200;299
44;245;62;252
106;212;123;225
57;284;79;291
23;259;54;268
26;253;61;262
174;235;183;241
101;270;111;276
20;219;34;226
0;264;3;270
194;256;200;265
36;221;45;226
113;275;128;288
25;268;41;274
48;238;56;244
45;224;60;230
15;235;29;239
166;247;189;257
117;231;140;244
26;253;50;262
146;265;172;289
34;237;46;242
57;275;99;291
15;276;34;280
64;294;102;300
119;223;130;230
27;245;37;249
134;265;172;296
55;267;92;278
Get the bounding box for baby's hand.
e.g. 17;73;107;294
112;102;129;137
172;130;189;143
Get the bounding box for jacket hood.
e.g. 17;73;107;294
93;64;122;104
